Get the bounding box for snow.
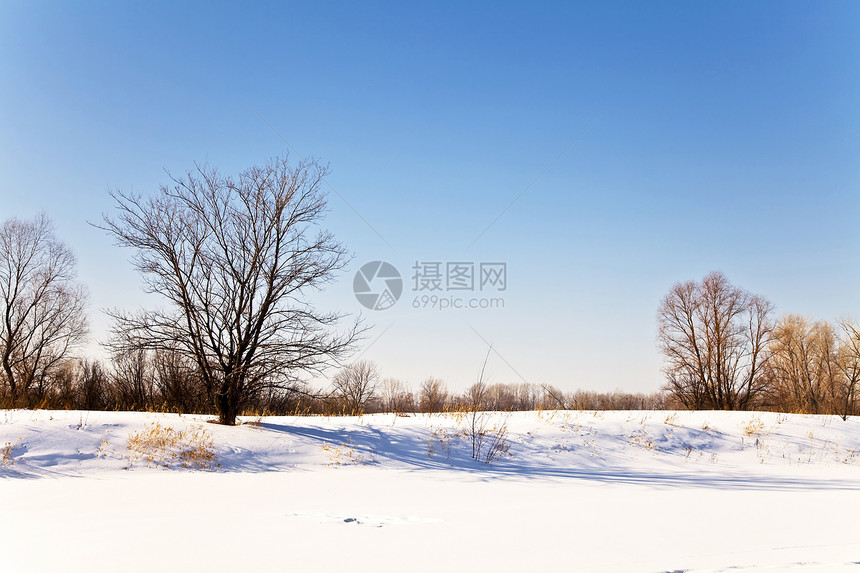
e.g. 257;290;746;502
1;409;859;572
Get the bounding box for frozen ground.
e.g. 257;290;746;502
1;409;859;572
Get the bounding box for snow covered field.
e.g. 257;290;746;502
1;409;859;572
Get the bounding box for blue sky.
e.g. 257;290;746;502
1;1;858;393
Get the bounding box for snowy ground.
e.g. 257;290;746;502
1;409;859;572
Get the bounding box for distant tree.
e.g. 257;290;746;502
331;360;379;415
0;214;88;406
378;377;413;413
151;346;206;414
658;272;773;410
540;384;572;410
760;316;860;417
110;346;156;410
767;315;838;414
485;383;520;411
77;359;110;411
465;379;488;411
835;320;860;420
419;377;448;413
512;383;539;410
101;156;361;425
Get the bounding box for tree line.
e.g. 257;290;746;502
0;349;667;416
1;156;857;420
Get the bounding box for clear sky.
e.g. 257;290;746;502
1;1;858;394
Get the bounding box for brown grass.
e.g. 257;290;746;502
743;417;767;436
2;437;22;467
126;421;219;470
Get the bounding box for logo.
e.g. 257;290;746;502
353;261;403;311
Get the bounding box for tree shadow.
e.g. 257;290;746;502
216;419;860;492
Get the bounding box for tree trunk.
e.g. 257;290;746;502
215;379;240;425
2;356;18;407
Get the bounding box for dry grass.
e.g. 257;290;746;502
126;421;219;470
427;425;458;460
426;410;512;464
628;429;656;450
97;434;110;458
480;421;510;463
743;417;767;436
2;437;21;466
321;440;365;466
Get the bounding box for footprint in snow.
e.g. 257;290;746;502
287;512;442;528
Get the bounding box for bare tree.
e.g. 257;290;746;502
540;383;572;410
767;315;838;414
152;346;206;414
658;272;773;410
77;359;110;411
331;360;379;415
101;156;361;424
378;377;413;413
110;346;156;410
419;377;448;413
465;380;488;412
0;214;88;406
836;320;860;420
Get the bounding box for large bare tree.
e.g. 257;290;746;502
101;156;361;424
0;214;88;406
658;272;773;410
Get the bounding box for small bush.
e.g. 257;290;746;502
481;419;510;463
466;411;511;464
